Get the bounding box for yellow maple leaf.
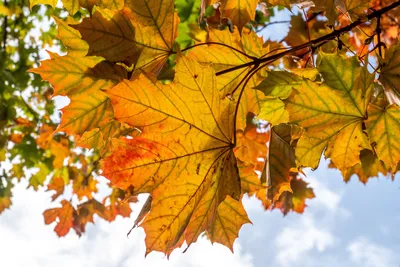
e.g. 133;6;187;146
187;27;267;130
379;44;400;103
211;0;259;29
79;0;124;12
72;8;139;63
57;87;113;135
339;149;388;183
53;17;89;58
124;0;179;73
285;53;373;175
208;196;251;252
366;104;400;170
103;55;243;254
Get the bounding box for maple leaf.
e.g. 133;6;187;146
70;167;98;200
30;0;57;10
263;0;292;9
30;53;126;96
0;177;13;214
50;137;70;168
379;44;400;103
234;116;269;165
124;0;179;73
305;0;373;24
73;199;106;235
57;87;114;135
366;104;400;170
77;120;138;155
208;196;251;252
285;53;373;175
43;200;75;237
79;0;124;12
187;27;267;130
210;0;259;29
274;177;315;215
337;149;388;183
30;53;127;140
103;55;242;254
256;70;302;99
102;188;136;221
53;17;88;58
46;176;66;201
29;163;51;190
263;124;297;201
72;9;139;63
237;160;266;194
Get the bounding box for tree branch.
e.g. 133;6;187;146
216;0;400;76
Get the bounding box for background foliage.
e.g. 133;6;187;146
0;0;399;256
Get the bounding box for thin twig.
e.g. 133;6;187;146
256;20;291;33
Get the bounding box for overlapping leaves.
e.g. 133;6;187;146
24;0;400;257
103;55;248;254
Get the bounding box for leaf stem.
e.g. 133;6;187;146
216;0;400;77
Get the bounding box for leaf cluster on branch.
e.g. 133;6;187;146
1;0;399;256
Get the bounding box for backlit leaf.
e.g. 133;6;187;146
53;17;88;58
274;177;315;215
285;53;373;173
30;53;104;96
43;200;75;237
104;55;241;254
73;9;139;63
46;176;66;201
258;98;289;125
379;44;400;103
57;88;113;135
342;149;388;183
263;124;296;201
213;0;259;29
79;0;124;11
366;104;400;170
208;196;251;251
30;0;57;10
63;0;80;15
256;70;302;99
187;28;267;130
125;0;179;73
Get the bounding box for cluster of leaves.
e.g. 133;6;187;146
0;0;135;233
2;0;400;256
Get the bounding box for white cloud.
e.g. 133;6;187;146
0;182;254;267
274;216;335;266
306;176;342;211
271;174;348;267
347;237;399;267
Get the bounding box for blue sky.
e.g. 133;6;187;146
2;5;400;267
1;159;400;267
